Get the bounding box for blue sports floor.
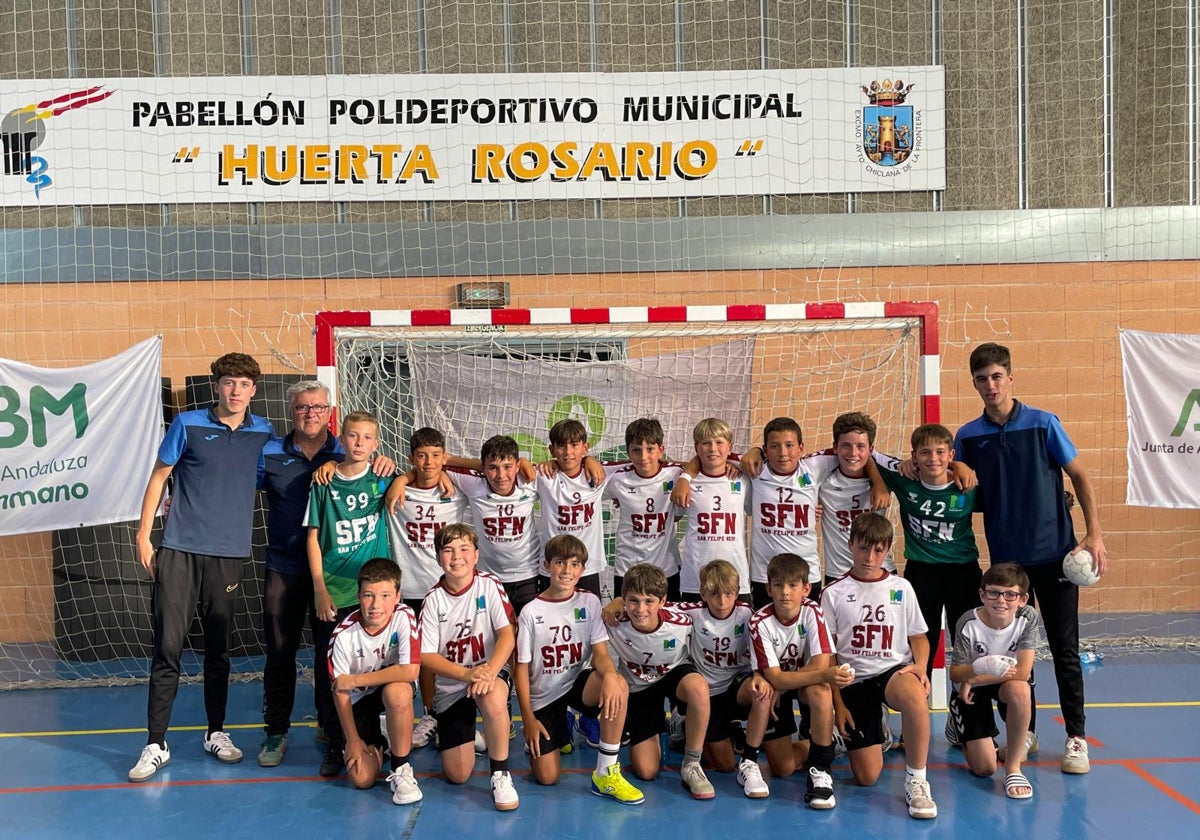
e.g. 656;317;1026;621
2;653;1198;839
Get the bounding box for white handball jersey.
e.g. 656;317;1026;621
328;603;421;706
516;589;608;709
951;605;1043;677
675;601;754;693
420;570;516;713
747;455;838;584
748;600;835;673
817;452;898;579
819;571;928;682
607;607;694;692
680;471;749;594
450;469;542;583
603;463;682;577
385;482;469;598
535;468;607;576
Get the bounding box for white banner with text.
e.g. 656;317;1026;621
0;337;163;535
0;68;944;205
1121;329;1200;509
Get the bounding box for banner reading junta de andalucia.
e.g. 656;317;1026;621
0;68;944;205
0;337;163;537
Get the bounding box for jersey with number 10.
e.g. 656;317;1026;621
680;472;749;594
449;470;542;583
603;463;682;577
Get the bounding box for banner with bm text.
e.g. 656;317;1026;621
1120;329;1200;509
0;336;163;535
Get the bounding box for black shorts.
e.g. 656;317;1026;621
947;682;1025;744
838;663;908;750
347;689;388;750
706;674;752;743
625;664;698;747
434;670;512;751
502;576;540;615
761;689;815;742
530;670;601;753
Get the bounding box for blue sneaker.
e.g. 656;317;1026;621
578;713;601;749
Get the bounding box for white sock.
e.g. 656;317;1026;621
905;765;927;781
596;741;620;772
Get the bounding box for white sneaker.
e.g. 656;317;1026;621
998;730;1039;763
491;770;520;811
412;716;437;749
905;777;938;819
128;743;170;782
680;761;715;800
805;766;837;809
1062;736;1090;774
736;758;769;799
474;729;487;754
203;731;244;764
388;764;423;805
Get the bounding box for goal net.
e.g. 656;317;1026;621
325;303;935;597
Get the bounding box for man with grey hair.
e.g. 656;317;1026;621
257;380;393;772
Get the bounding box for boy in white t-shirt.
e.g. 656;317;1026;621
820;515;937;820
949;563;1042;800
327;558;422;805
515;535;643;804
419;524;519;811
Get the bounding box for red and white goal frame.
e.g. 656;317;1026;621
314;300;948;708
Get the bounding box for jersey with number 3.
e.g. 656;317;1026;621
420;571;515;713
680;472;749;594
819;572;927;681
603;464;682;577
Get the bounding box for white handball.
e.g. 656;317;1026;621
837;663;855;680
974;655;1017;678
1063;548;1100;587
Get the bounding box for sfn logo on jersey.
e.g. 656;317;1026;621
574;607;587;621
734;623;744;636
663;638;676;650
476;596;487;610
889;590;903;603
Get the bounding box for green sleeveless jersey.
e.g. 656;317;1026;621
880;466;979;565
306;466;391;607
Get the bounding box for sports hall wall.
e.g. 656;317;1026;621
2;2;1199;648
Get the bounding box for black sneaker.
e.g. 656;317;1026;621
319;743;344;777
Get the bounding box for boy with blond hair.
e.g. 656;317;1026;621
305;411;393;776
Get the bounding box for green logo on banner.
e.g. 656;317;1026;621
0;383;89;449
512;394;607;464
1170;389;1200;437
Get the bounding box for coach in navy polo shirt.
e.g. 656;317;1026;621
256;380;393;770
954;342;1107;777
129;353;275;783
